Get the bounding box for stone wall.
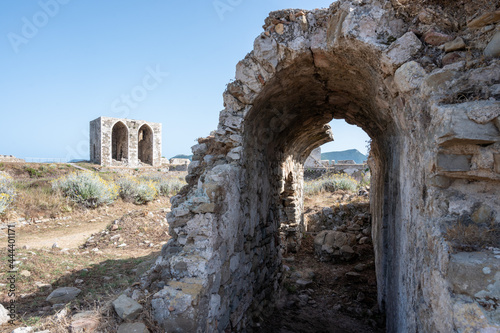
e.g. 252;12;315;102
304;147;322;168
139;1;500;332
89;117;162;167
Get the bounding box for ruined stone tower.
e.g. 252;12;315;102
89;117;162;167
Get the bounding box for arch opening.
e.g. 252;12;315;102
240;49;401;329
111;121;129;162
138;124;154;165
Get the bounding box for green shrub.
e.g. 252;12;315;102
140;175;186;196
25;166;43;178
0;172;15;214
52;172;118;208
304;173;358;196
117;177;158;204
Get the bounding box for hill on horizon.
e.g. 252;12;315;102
321;149;367;164
171;154;193;161
171;149;367;164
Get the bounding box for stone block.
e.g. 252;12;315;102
394;61;426;92
495;154;500;174
381;32;423;73
437;154;471;172
434;103;500;146
448;252;500;299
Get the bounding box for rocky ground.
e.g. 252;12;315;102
260;194;385;333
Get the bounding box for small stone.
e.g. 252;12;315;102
52;243;59;249
442;52;464;66
70;311;99;332
275;23;284;35
484;31;500;58
118;323;149;333
75;279;84;284
46;287;82;305
359;237;370;245
11;327;33;333
468;11;500;28
113;295;143;321
168;306;175;312
471;205;492;224
0;304;9;325
423;30;453;46
345;272;361;278
354;264;367;272
295;279;313;287
444;37;465;52
111;224;119;231
483;267;492;275
20;270;31;277
35;282;52;291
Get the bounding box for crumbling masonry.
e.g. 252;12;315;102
89;117;162;167
138;1;500;332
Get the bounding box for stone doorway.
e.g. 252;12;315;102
111;121;129;162
138;124;154;165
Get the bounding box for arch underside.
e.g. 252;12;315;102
112;122;129;161
138;124;154;165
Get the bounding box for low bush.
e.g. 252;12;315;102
117;177;158;204
0;172;15;214
304;173;358;196
140;175;186;196
52;172;118;208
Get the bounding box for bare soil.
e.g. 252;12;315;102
261;235;384;333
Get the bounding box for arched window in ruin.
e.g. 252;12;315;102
111;121;129;162
138;124;153;165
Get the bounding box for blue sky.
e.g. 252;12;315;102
0;0;369;161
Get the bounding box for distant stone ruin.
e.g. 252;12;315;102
0;155;25;163
138;1;500;332
89;117;162;167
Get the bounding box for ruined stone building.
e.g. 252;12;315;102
89;117;162;167
132;0;500;332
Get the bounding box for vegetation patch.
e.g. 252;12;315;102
0;171;16;214
117;177;158;204
304;174;359;196
52;172;119;208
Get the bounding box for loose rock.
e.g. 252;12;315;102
46;287;81;305
113;294;143;321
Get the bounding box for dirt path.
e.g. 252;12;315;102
17;219;111;249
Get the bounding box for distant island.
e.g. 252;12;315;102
172;149;368;164
171;154;193;161
321;149;367;164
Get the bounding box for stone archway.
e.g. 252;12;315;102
138;124;154;165
111;121;129;162
142;1;500;332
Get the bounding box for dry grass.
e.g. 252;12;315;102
12;180;73;220
445;221;500;252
